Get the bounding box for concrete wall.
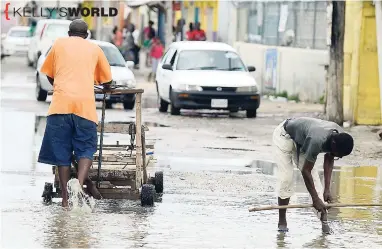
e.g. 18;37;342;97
234;42;328;102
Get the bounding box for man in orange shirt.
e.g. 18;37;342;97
38;19;112;207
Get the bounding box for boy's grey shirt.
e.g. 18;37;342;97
285;117;344;163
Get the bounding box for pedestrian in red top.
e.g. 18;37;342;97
186;22;195;41
148;37;164;82
192;22;206;41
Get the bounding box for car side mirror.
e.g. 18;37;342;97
125;61;134;68
86;30;91;39
162;64;173;70
247;66;256;72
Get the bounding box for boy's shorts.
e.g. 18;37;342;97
38;114;98;166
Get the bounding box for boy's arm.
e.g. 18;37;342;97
323;153;334;202
95;47;113;89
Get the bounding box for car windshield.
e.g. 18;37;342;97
176;50;247;71
44;24;69;39
100;45;126;67
9;30;31;37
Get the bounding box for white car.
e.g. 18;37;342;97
36;40;136;109
2;26;32;56
28;19;88;68
155;41;260;118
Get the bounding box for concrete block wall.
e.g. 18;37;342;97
234;42;328;103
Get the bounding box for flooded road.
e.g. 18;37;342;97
1;56;382;248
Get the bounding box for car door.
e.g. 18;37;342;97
37;46;52;91
156;48;175;100
162;50;178;101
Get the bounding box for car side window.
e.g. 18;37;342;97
164;49;176;65
169;50;178;66
161;48;173;63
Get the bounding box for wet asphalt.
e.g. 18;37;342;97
1;55;381;248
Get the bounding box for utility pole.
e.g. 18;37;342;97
164;1;173;50
325;1;345;125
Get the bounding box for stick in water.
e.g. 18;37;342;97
249;203;382;212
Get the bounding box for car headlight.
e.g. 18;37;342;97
176;84;203;91
236;86;258;93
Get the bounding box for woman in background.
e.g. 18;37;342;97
147;37;164;82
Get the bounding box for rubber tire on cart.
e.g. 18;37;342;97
246;109;257;118
42;182;53;204
36;75;48;101
170;89;180;115
123;100;135;110
141;184;156;206
154;171;164;193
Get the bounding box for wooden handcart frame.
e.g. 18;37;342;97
42;87;163;206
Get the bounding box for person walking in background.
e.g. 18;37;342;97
192;22;206;41
143;20;156;67
112;26;123;48
147;37;163;82
127;23;141;69
186;22;194;41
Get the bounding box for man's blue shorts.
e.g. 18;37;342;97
38;114;98;166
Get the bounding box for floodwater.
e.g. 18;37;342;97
1;111;382;248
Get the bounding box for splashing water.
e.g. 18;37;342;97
67;178;95;213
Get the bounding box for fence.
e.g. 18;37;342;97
236;1;328;50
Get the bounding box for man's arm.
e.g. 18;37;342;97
323;153;334;202
301;160;320;201
95;47;113;90
41;46;55;84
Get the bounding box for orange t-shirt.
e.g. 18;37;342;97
41;37;112;124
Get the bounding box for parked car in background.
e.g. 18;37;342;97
155;41;260;118
27;19;90;68
36;40;136;109
2;26;32;57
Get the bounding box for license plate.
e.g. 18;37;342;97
211;99;228;108
96;94;109;100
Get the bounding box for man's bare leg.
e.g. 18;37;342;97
278;197;290;232
58;166;71;207
77;158;102;199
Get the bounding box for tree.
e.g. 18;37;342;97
325;1;345;125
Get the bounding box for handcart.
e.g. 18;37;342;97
42;86;163;206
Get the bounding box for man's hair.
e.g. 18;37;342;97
68;19;88;38
332;133;354;156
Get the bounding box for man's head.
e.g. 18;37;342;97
330;132;354;158
149;20;154;27
189;22;194;31
68;19;88;39
113;26;118;34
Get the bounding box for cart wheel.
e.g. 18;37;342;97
141;184;155;206
154;171;164;193
42;182;53;204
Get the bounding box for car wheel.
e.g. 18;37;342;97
123;100;135;110
27;55;33;67
156;83;168;113
105;101;113;109
169;88;180;115
36;75;48;102
246;109;257;118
